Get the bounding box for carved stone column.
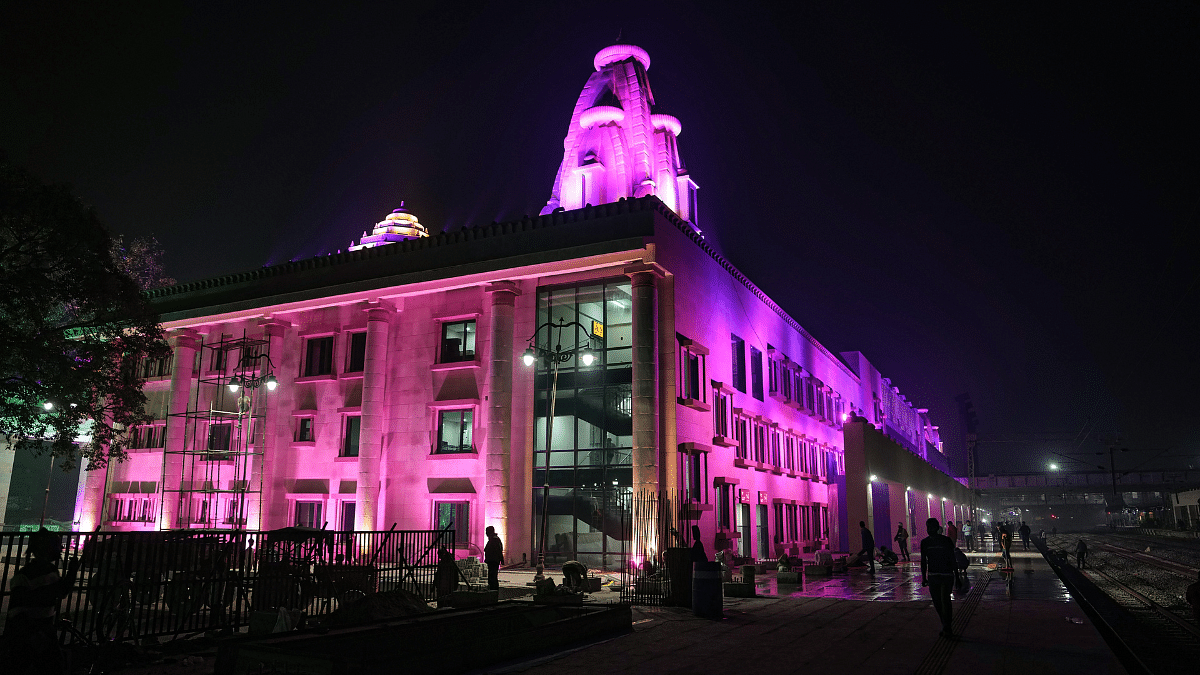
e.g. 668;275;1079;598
160;329;199;529
485;281;521;544
355;306;390;531
625;264;663;496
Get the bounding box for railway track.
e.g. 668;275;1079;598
1042;532;1200;674
1082;565;1200;641
1095;542;1199;578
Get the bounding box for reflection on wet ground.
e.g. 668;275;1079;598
747;548;1071;603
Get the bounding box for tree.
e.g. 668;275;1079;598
110;234;176;291
1;163;168;470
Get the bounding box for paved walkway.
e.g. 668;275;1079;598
481;549;1128;675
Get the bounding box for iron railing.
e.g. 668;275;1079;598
0;527;452;644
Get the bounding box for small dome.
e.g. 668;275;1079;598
651;114;682;137
349;202;428;251
594;44;651;71
579;105;626;129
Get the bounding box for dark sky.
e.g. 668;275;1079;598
4;2;1197;474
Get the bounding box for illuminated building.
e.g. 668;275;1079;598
72;44;967;562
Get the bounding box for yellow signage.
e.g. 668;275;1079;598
592;321;604;338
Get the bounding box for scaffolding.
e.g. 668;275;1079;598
161;333;271;530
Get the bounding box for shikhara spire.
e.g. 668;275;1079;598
540;44;698;230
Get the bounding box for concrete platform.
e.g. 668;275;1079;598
483;549;1130;675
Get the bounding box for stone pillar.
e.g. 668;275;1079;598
160;330;199;529
625;265;663;496
249;321;287;530
73;456;108;531
355;306;390;531
485;281;521;545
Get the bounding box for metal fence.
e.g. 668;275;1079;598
0;527;452;644
620;490;686;606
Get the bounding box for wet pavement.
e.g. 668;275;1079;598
484;546;1127;675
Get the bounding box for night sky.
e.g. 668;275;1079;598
4;2;1197;475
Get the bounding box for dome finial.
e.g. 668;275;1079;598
614;29;624;44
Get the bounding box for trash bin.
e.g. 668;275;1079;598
692;561;723;619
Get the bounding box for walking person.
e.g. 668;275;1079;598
999;523;1013;568
946;520;958;546
962;520;974;552
858;521;876;573
1185;571;1200;624
921;518;957;638
1075;539;1088;569
484;525;504;590
1018;521;1032;551
894;522;910;562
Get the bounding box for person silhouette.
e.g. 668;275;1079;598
920;518;956;638
1;528;80;675
484;526;504;590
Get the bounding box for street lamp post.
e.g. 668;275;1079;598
522;317;597;580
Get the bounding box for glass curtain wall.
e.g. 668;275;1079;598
532;281;633;570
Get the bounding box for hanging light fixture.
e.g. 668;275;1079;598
228;376;242;393
522;346;537;367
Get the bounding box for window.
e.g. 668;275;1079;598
304;336;334;376
224;500;243;526
734;414;750;460
681;451;706;503
140;351;172;379
716;483;734;530
730;335;746;393
436;409;473;454
788;504;799;541
435;501;471;548
129;425;164;449
346;332;367;373
296;417;315;442
750;346;764;401
342;416;361;457
108;496;156;523
210;347;226;372
295;501;323;528
440;320;476;363
677;336;707;404
207;423;232;452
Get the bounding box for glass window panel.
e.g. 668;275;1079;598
347;332;367;372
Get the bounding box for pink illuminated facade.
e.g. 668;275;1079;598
73;45;967;564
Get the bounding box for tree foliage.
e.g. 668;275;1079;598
110;234;176;291
0;163;168;470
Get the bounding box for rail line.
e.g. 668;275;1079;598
1083;565;1200;642
1095;542;1199;578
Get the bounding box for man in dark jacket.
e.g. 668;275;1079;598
484;526;504;590
1018;521;1032;551
921;517;957;638
858;521;876;573
1;528;80;674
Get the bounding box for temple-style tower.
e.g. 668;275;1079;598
349;203;429;251
540;44;698;229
